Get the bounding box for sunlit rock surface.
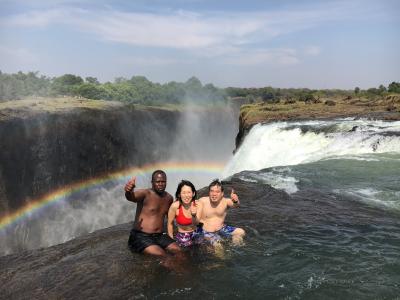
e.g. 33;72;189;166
1;175;399;299
0;177;287;299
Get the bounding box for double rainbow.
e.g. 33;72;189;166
0;161;225;231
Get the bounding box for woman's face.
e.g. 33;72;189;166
180;185;194;204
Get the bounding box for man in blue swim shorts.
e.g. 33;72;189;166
195;179;245;245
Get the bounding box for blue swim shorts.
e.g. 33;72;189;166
195;224;236;245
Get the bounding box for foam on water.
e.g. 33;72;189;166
238;170;299;194
223;119;400;177
335;187;400;211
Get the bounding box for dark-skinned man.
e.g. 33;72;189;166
124;170;181;257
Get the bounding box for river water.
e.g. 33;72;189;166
213;118;400;298
1;118;400;299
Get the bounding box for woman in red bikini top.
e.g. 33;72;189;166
167;180;202;247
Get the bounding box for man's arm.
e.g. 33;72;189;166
227;188;240;208
124;176;147;203
167;202;178;238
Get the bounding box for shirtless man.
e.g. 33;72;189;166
124;170;181;256
197;179;245;245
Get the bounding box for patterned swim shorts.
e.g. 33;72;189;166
195;224;236;245
175;231;196;247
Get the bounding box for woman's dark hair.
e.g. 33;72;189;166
175;180;197;203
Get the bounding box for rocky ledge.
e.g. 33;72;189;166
0;177;289;299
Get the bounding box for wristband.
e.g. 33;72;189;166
232;199;238;204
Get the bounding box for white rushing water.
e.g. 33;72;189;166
223;119;400;177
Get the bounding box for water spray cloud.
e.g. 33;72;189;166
0;161;224;231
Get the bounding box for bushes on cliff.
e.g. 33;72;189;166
0;71;227;105
1;70;399;106
51;74;84;96
388;82;400;93
0;71;51;100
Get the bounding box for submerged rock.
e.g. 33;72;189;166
1;176;399;299
0;177;288;299
0;222;146;299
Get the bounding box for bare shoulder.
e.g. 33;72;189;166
133;188;150;199
170;200;179;209
194;199;202;207
198;196;208;203
223;197;231;203
165;192;174;202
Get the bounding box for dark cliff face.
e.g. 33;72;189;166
234;113;254;152
0;107;180;212
0;105;238;215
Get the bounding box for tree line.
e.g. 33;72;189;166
1;70;399;105
0;71;226;105
226;82;400;104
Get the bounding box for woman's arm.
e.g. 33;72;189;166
191;200;202;224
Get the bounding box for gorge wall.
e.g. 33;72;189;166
0;101;238;216
0;107;178;213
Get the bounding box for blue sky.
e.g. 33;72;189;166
0;0;399;89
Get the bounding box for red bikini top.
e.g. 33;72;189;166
175;205;193;226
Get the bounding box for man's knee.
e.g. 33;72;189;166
233;227;245;237
143;245;167;256
166;242;181;253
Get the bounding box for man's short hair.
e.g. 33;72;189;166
151;170;166;181
208;178;224;191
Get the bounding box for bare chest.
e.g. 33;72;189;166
202;201;227;219
142;198;170;215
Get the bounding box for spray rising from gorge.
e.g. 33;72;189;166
0;103;238;255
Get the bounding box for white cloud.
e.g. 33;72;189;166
2;8;69;28
0;3;367;52
222;48;300;66
304;46;321;56
74;10;274;51
0;0;391;66
117;56;185;66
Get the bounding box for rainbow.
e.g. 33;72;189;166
0;161;225;231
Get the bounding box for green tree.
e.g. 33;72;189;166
114;77;128;84
185;76;203;90
76;83;106;100
183;76;204;102
85;77;99;85
388;82;400;93
0;73;21;100
162;81;185;103
354;87;360;94
51;74;84;96
378;84;386;93
366;88;381;95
